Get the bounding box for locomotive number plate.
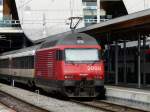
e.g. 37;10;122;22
87;66;101;71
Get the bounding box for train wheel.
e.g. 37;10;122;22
27;80;35;90
28;80;37;91
27;81;32;87
31;81;37;91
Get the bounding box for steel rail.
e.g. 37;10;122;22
71;100;149;112
0;90;49;112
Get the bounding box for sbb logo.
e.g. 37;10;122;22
87;66;101;71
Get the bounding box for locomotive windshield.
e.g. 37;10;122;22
65;49;100;62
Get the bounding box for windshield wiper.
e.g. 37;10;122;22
92;60;98;65
69;61;75;65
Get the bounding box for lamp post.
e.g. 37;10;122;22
97;0;100;23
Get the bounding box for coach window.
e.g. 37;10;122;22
0;59;9;68
19;57;22;68
24;56;28;69
20;58;22;68
25;57;28;69
27;56;29;69
23;56;28;69
16;58;19;68
18;57;23;69
31;56;34;68
24;56;34;69
15;58;19;68
0;60;2;68
24;57;26;68
27;56;34;68
15;57;19;68
3;59;9;68
12;58;15;68
6;59;9;68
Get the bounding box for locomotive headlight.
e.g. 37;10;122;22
64;75;74;79
95;75;100;79
100;75;103;80
95;75;104;80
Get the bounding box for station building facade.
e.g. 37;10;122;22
1;0;150;41
82;0;128;26
82;0;150;26
2;0;150;26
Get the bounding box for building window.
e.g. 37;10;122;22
0;0;3;5
82;1;97;26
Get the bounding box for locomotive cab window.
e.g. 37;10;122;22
56;50;64;60
65;49;100;63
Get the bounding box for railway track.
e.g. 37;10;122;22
0;82;148;112
71;100;149;112
0;102;16;112
0;90;49;112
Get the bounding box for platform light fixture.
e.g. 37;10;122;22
0;36;12;48
0;35;6;39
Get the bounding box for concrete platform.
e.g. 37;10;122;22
0;83;102;112
0;103;16;112
106;85;150;111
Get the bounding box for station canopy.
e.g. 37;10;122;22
36;9;150;45
76;9;150;44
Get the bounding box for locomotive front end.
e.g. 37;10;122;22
62;48;105;97
37;33;105;98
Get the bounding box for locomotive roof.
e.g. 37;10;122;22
0;33;98;59
0;45;40;59
41;33;98;48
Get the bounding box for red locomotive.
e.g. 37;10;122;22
0;33;105;97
